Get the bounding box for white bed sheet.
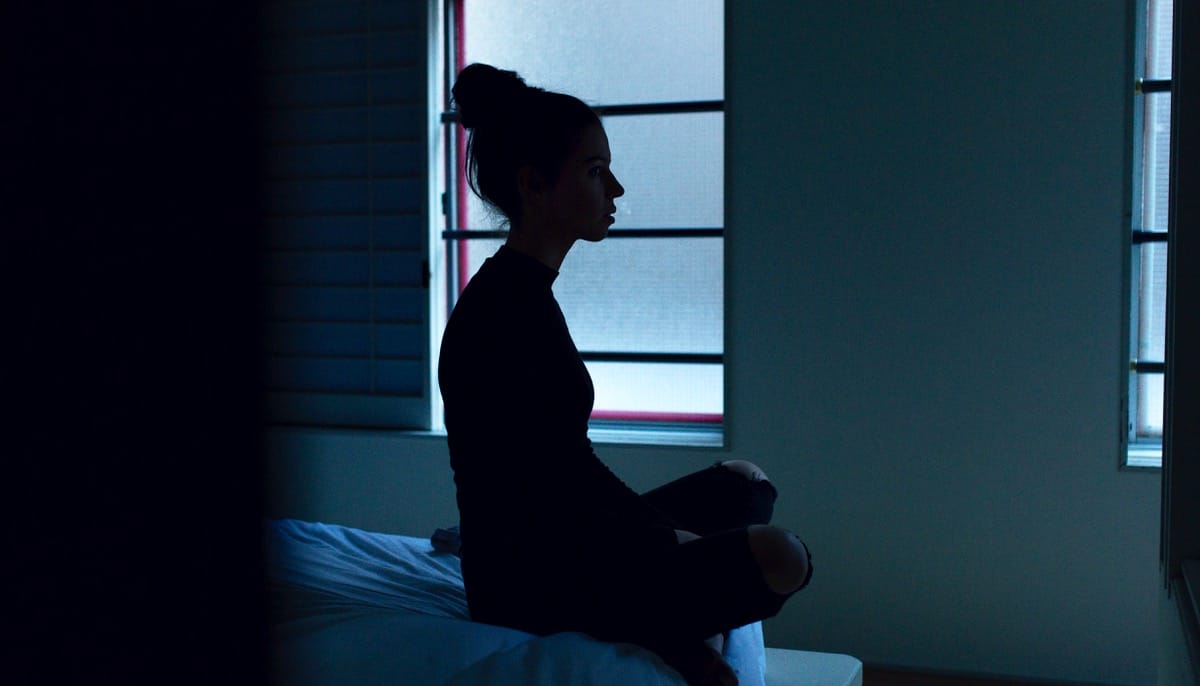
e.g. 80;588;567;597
267;518;766;686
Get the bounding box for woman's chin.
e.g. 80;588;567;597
583;226;610;242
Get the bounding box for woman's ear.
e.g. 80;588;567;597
517;164;545;203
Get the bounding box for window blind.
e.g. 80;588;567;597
262;0;430;429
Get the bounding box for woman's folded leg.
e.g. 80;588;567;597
641;461;779;536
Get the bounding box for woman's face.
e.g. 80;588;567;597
545;123;625;243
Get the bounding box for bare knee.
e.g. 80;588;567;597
747;525;810;595
721;459;768;482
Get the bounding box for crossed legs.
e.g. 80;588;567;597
647;459;811;597
629;460;811;685
716;460;811;593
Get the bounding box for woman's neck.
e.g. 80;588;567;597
504;225;574;272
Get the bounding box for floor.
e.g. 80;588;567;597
862;666;1048;686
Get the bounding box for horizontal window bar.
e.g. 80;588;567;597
579;352;722;364
1131;360;1165;373
442;228;723;240
441;229;508;239
594;100;724;117
1135;78;1173;94
590;410;723;425
440;99;723;124
1133;230;1169;244
601;228;723;238
272;351;718;365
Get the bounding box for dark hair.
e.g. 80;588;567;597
451;63;600;228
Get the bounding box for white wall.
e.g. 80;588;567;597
266;2;1162;683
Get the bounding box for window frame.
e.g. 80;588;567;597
1125;0;1174;469
430;0;727;443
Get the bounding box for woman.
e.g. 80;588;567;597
438;63;812;686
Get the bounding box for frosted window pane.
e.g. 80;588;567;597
443;1;725;425
1142;93;1171;232
1137;374;1164;438
1138;243;1168;362
463;0;723;105
588;362;723;416
603;113;724;229
453;239;723;417
461;238;505;279
1129;0;1171;444
556;238;722;354
458;112;725;231
462;181;499;231
1146;0;1174;79
459;238;723;356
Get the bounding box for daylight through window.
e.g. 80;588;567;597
431;0;726;437
1128;0;1173;467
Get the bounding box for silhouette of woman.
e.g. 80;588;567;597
438;63;812;686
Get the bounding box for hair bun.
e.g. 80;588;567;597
452;63;529;130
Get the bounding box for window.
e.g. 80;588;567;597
430;0;726;442
1127;0;1174;468
257;0;723;439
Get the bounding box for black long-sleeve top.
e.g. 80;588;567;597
438;245;678;626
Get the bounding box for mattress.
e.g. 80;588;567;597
267;518;859;686
764;648;862;686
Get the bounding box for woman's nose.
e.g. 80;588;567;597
609;172;625;198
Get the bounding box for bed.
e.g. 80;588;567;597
267;518;861;686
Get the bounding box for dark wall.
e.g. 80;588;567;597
1162;0;1200;679
5;3;267;683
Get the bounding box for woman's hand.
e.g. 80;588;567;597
675;529;701;544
